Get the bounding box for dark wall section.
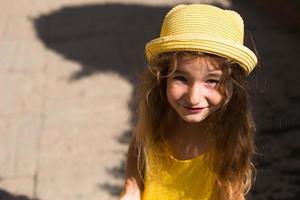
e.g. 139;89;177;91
0;189;38;200
251;0;300;32
232;1;300;200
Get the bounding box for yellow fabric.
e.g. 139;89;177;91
142;151;215;200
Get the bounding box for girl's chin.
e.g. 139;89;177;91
178;110;210;123
180;114;208;123
170;107;210;124
184;118;205;123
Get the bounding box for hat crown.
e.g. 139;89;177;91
160;4;244;44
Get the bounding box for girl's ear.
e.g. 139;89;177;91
227;66;232;76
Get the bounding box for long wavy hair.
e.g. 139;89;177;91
134;51;256;200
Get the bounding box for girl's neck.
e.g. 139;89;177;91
169;110;209;136
166;113;214;160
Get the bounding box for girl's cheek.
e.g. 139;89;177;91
208;90;222;105
167;83;186;100
167;84;179;97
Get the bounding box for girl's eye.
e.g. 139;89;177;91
206;79;220;86
173;76;187;82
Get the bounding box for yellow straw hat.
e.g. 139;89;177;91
145;4;257;74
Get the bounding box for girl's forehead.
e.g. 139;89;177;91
175;55;222;72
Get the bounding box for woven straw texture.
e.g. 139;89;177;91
145;4;257;74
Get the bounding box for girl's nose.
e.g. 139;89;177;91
186;83;204;106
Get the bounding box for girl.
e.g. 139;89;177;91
120;4;257;200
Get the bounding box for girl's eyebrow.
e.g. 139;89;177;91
175;69;186;73
174;69;188;74
207;70;222;76
174;69;222;77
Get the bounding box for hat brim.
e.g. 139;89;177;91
145;34;257;74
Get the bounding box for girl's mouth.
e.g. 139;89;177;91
183;106;205;113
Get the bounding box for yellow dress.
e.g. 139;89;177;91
142;151;215;200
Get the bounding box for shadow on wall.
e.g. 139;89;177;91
32;3;171;197
32;4;169;83
32;2;300;200
0;189;38;200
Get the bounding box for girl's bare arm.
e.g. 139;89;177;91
120;135;143;200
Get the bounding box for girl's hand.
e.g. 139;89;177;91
119;178;141;200
119;190;140;200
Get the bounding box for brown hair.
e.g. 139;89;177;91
134;51;256;200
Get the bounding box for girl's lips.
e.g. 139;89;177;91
183;106;205;113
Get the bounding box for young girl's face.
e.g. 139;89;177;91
166;55;223;123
